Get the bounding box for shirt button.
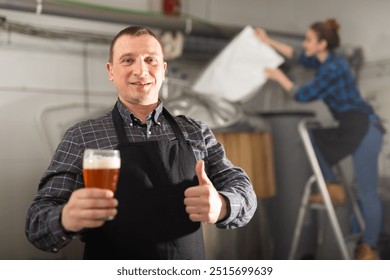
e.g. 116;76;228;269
61;236;68;241
130;123;133;127
157;122;161;125
148;131;151;135
53;248;58;252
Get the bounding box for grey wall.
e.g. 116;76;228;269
182;0;390;62
0;9;121;259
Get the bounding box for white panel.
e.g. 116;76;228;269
192;26;284;102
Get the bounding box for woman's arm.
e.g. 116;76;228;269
254;27;294;59
265;68;294;92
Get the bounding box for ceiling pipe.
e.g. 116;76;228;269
0;0;304;40
0;0;238;39
0;0;307;61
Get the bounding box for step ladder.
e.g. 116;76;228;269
288;118;365;260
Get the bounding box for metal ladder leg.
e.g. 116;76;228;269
288;175;316;259
289;118;352;259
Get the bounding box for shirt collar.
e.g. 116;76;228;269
323;51;336;64
116;99;164;126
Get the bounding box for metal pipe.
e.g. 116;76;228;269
0;0;304;40
0;0;238;39
0;0;305;60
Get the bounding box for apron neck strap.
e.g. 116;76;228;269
161;107;186;141
112;104;186;145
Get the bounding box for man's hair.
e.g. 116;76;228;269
108;25;164;63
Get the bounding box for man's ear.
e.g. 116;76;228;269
106;62;114;81
162;61;167;81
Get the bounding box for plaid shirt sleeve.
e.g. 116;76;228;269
295;57;345;103
177;116;257;229
25;125;86;253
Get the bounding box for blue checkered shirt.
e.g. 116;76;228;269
295;52;375;117
25;100;257;253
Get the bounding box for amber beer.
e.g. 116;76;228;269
83;149;121;192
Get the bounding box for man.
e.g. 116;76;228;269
25;26;257;259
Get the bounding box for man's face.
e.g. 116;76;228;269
106;34;167;106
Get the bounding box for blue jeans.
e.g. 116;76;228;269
313;123;383;248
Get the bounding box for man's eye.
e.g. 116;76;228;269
146;57;158;64
122;58;134;64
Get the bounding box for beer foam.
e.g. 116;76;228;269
83;156;121;169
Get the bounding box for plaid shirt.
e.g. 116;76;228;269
295;52;375;117
25;100;257;253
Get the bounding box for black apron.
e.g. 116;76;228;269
83;105;205;259
311;110;370;165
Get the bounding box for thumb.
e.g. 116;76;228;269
195;160;211;185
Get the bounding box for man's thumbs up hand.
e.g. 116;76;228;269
184;160;227;224
195;158;212;186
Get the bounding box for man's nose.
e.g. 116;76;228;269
134;60;148;76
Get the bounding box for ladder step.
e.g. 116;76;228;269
309;203;345;210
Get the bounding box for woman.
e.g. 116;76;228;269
255;19;384;260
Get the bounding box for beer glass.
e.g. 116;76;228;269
83;149;121;192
